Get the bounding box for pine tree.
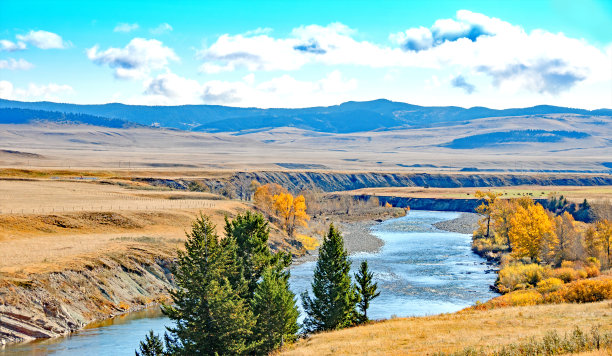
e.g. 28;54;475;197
302;224;357;332
162;214;255;355
135;330;166;356
252;266;300;354
354;260;380;324
224;211;273;297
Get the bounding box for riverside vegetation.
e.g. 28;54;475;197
135;210;380;355
469;191;612;310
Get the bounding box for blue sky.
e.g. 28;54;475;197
1;0;611;108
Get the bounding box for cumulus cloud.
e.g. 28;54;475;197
114;23;139;33
16;30;68;49
0;39;26;52
150;23;173;34
87;38;179;79
201;12;611;96
0;58;34;70
391;10;511;51
0;80;73;101
450;75;476;94
477;59;586;94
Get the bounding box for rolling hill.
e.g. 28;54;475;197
1;98;610;134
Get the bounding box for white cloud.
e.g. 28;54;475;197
0;80;74;101
131;70;358;107
0;39;26;52
197;12;610;96
87;38;179;79
16;30;67;49
0;58;34;70
150;23;173;34
114;23;139;33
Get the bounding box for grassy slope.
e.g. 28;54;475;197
281;302;612;355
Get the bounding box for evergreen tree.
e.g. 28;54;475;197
301;224;358;332
135;330;166;356
252;266;300;354
162;215;255;355
224;211;273;297
354;260;380;324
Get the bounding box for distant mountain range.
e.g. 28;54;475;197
0;98;610;134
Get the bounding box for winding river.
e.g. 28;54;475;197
1;210;498;355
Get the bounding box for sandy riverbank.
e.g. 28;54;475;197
433;212;480;234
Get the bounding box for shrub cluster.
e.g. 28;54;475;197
436;326;612;356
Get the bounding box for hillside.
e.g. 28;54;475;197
281;301;612;355
1;98;610;133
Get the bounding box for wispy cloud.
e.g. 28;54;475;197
150;23;173;34
0;39;26;52
114;23;139;33
0;80;74;101
450;75;476;94
0;58;34;70
16;30;68;49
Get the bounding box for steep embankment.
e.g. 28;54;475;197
139;171;612;194
0;245;175;345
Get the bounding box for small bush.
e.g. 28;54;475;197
497;263;551;293
537;278;564;294
548;278;612;303
508;290;543;306
439;326;612;356
551;267;582;283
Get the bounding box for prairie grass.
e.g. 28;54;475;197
281;302;612;355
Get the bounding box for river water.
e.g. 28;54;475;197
1;210;498;355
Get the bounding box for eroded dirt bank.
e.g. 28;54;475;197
0;245;175;345
138;171;612;195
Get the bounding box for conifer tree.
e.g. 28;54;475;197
162;215;255;355
135;330;166;356
224;211;273;297
302;224;357;332
354;260;380;324
252;266;300;354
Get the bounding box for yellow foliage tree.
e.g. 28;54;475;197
273;192;310;236
491;199;517;248
553;212;580;263
475;190;502;239
253;183;287;216
508;203;558;263
595;220;612;267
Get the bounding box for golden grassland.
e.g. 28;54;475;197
342;186;612;203
281;301;612;356
0;179;259;276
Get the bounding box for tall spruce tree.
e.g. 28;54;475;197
301;224;358;332
225;211;298;355
252;266;300;354
354;260;380;324
162;215;255;355
224;211;273;297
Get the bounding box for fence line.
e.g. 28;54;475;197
0;199;217;215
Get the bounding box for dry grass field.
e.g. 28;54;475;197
342;186;612;203
281;301;612;355
0;179;251;276
1;116;611;172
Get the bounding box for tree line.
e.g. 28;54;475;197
474;191;611;267
136;211;379;355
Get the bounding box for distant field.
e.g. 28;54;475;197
282;301;612;355
341;186;612;203
0;179;252;275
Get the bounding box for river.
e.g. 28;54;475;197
1;210;498;355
